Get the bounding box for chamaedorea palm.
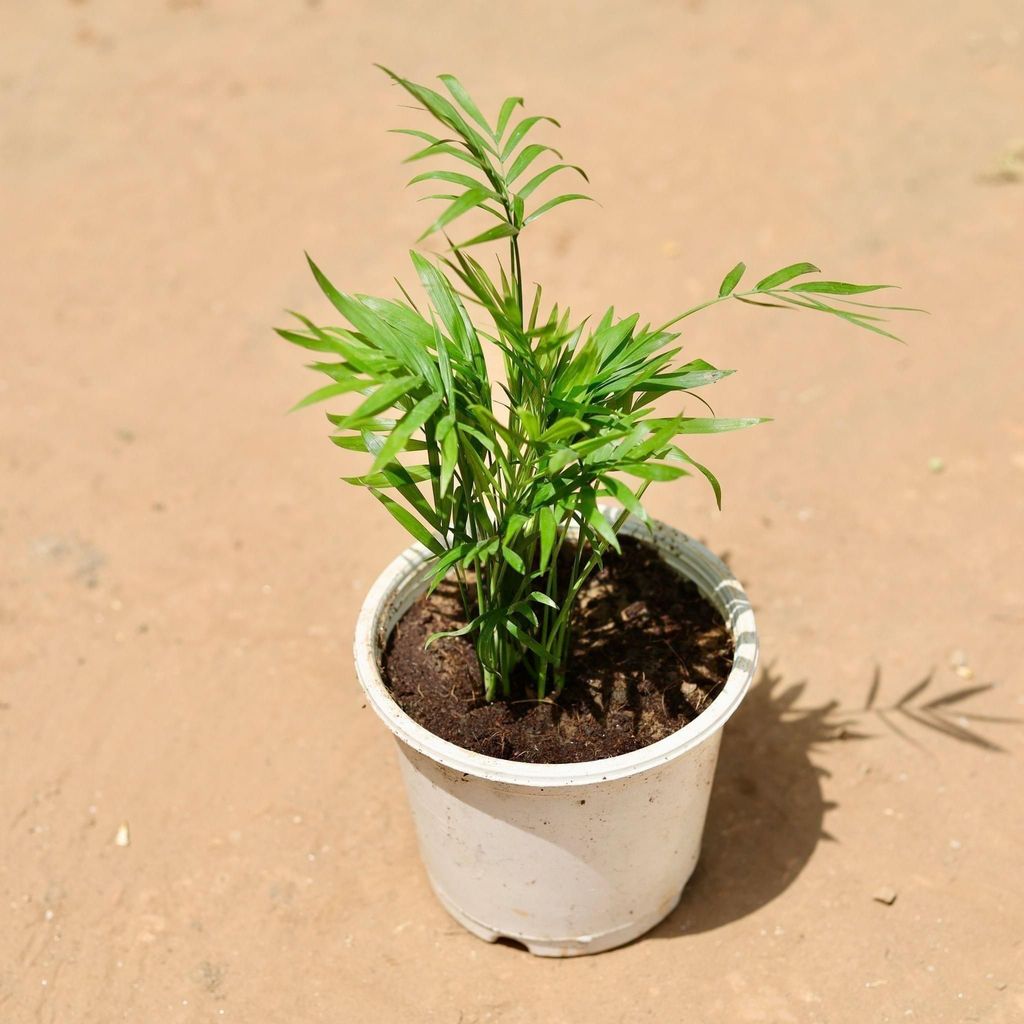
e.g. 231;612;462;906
278;68;908;701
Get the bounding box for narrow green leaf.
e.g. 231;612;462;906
354;459;440;527
440;423;458;494
369;488;443;554
640;359;734;393
371;393;442;472
673;416;768;434
417;188;493;241
772;293;887;322
619;462;689;481
674;449;722;508
438;74;493;136
402;140;482;169
408;169;491;192
527;283;543;331
546;447;578;473
789;281;893;295
507;143;563;184
503;513;529;544
735;295;791;309
393;277;421;314
538;506;557;571
390;127;444;145
524;193;592;225
515;163;589;201
452;222;518;249
304;361;360;382
496;96;523;139
330;432;427;453
754;262;821;291
425;620;476;647
529;590;559;610
718;261;746;297
601;476;649;522
290;381;362;412
305;254;351;318
504;619;549;660
426;541;473;588
343;464;436;488
274;325;344;354
501;544;527;574
580;487;620;552
334;375;422;427
458;423;496;453
539;417;588;443
500;115;560;160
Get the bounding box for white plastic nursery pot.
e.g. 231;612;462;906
353;514;758;957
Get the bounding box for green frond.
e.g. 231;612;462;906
277;69;914;702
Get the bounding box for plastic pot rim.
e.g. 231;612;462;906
353;513;758;790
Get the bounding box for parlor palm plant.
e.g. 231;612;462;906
278;68;906;702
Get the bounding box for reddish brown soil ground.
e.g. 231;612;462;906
2;3;1023;1022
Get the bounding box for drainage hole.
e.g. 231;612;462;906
493;936;530;953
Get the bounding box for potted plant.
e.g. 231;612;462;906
277;68;905;956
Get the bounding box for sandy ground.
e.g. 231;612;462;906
2;1;1024;1021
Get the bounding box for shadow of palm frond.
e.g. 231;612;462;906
655;661;1018;938
856;665;1019;753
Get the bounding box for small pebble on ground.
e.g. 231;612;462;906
873;886;898;905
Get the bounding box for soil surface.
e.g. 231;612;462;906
384;537;733;762
3;3;1024;1023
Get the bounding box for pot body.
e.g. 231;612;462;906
353;515;758;957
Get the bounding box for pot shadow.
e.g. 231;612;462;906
648;664;842;936
649;663;1017;937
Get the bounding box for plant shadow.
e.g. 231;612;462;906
649;662;1017;937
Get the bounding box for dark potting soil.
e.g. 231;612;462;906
380;535;734;764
